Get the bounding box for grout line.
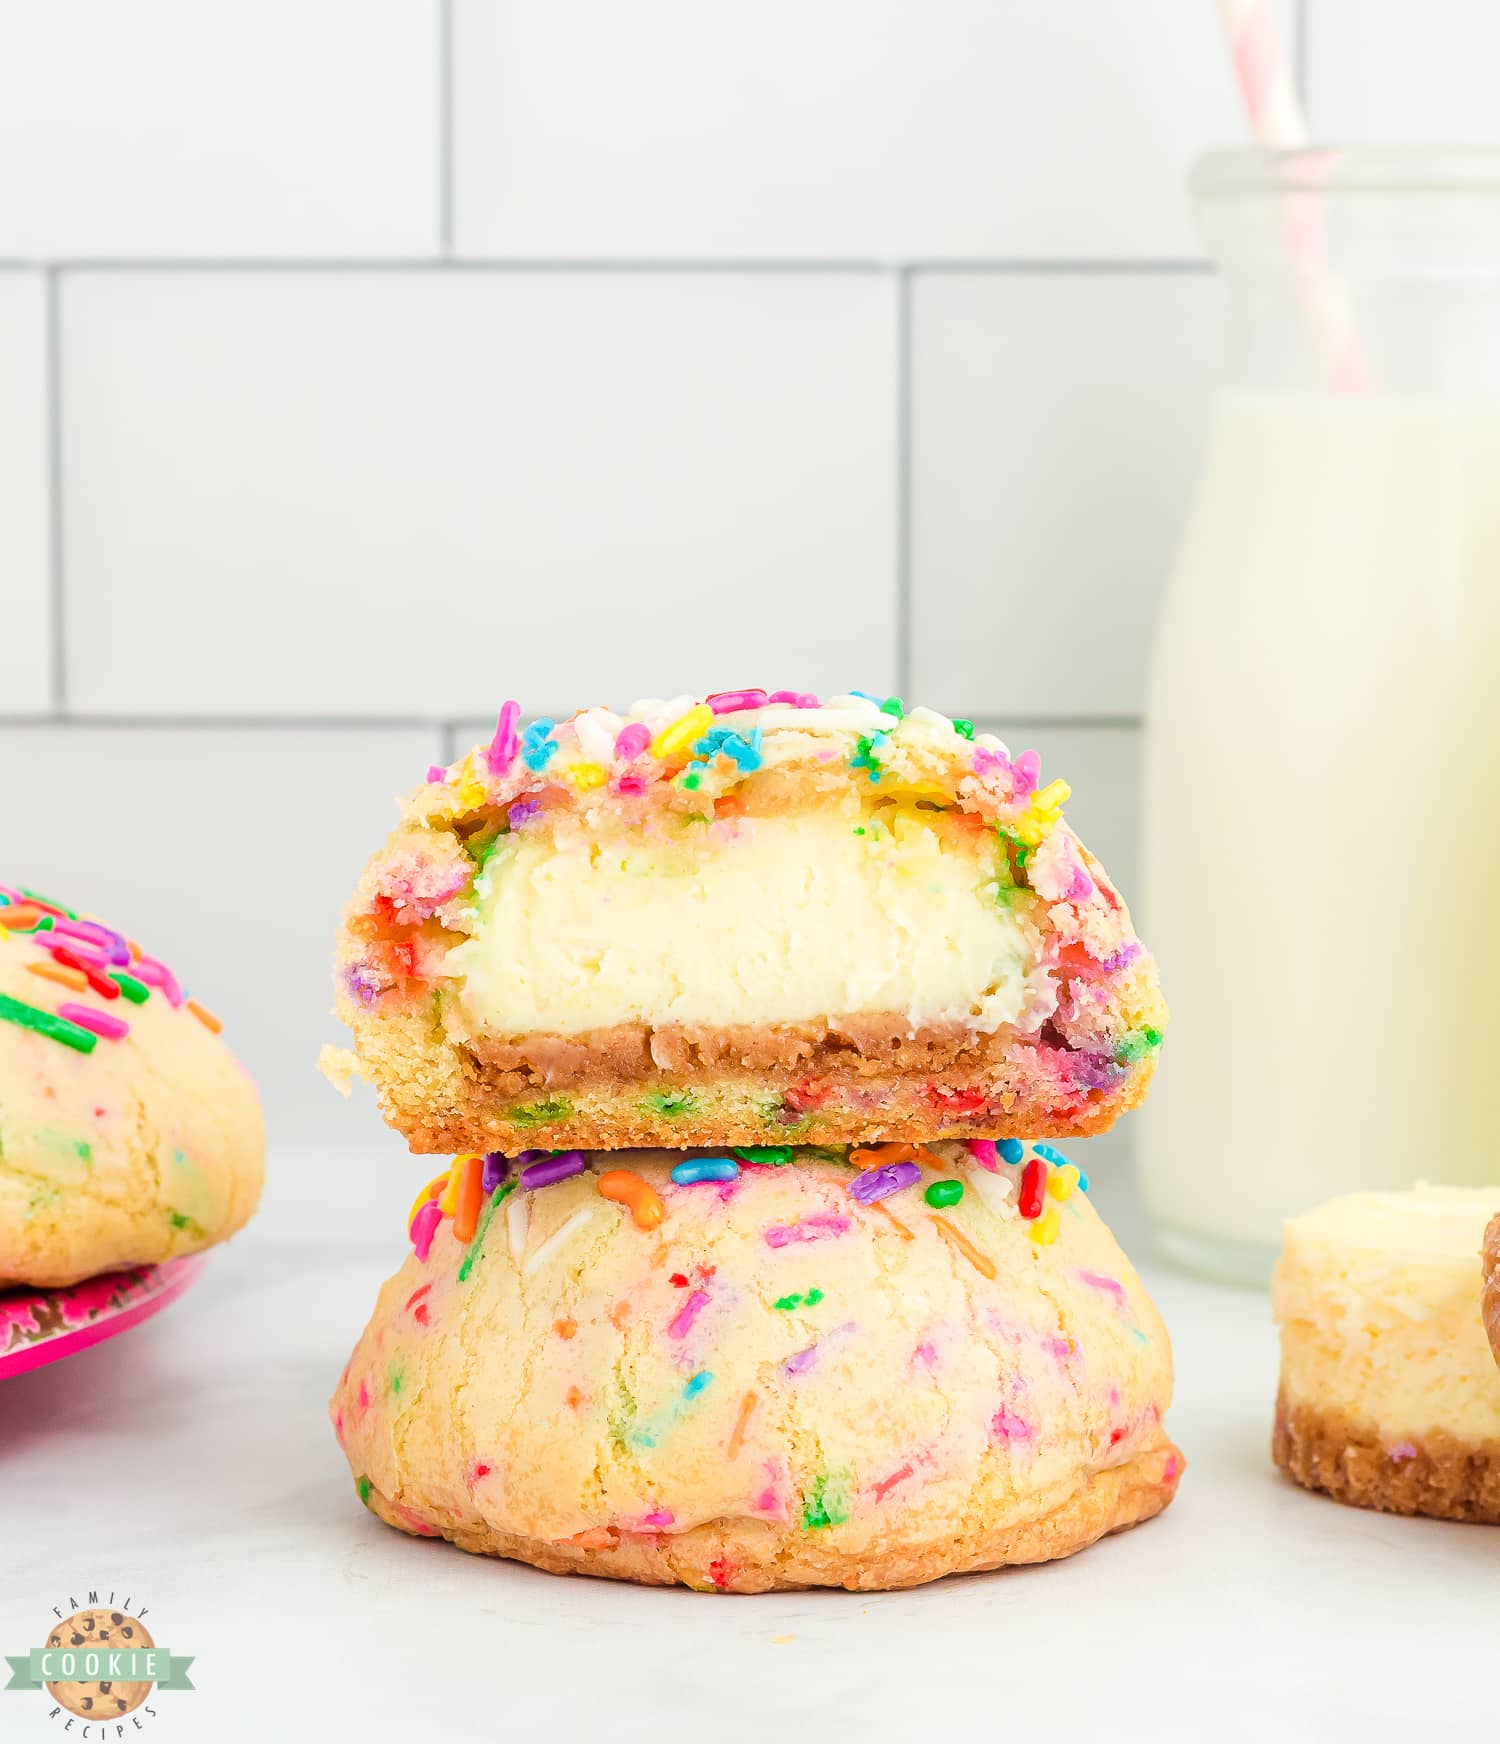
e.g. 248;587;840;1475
894;268;913;699
1292;0;1310;118
0;257;1211;276
0;714;449;732
439;720;461;763
438;0;454;255
43;268;65;711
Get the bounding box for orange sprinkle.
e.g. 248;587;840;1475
929;1213;996;1280
565;1385;587;1411
126;937;143;958
25;961;88;992
566;1527;615;1549
554;1317;577;1339
0;905;42;931
714;792;747;818
452;1153;484;1243
726;1390;758;1460
186;999;222;1035
597;1167;665;1230
850;1142;917;1170
869;1200;914;1241
608;1300;632;1328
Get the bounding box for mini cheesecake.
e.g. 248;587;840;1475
333;691;1164;1155
1272;1184;1500;1523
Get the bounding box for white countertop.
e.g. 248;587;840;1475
2;1150;1491;1744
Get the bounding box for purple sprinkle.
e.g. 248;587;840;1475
481;1152;510;1194
783;1344;819;1377
519;1151;586;1190
507;798;541;827
848;1161;921;1204
343;963;386;1006
1099;942;1142;974
614;722;651;759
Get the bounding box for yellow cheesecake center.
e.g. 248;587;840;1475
444;805;1033;1035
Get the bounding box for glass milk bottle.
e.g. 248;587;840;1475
1141;149;1500;1283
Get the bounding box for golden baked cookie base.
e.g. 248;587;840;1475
359;1433;1183;1593
1483;1213;1500;1371
1273;1394;1500;1524
348;1006;1158;1156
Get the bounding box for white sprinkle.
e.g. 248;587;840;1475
524;1207;595;1277
965;1165;1017;1224
507;1192;530;1260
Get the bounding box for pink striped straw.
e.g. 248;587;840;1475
1217;0;1371;394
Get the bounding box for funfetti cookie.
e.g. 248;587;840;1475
331;1140;1181;1592
1272;1184;1500;1523
333;692;1165;1156
0;886;264;1287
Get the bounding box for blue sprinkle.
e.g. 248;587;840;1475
692;726;763;773
683;1370;713;1399
848;690;882;702
1076;1171;1090;1193
521;718;557;771
998;1138;1025;1165
1032;1142;1071;1167
671;1157;740;1185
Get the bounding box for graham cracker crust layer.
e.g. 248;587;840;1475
1272;1393;1500;1524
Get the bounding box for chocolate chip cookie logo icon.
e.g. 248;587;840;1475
4;1593;194;1732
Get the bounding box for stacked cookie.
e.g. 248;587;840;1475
327;690;1181;1591
0;884;263;1292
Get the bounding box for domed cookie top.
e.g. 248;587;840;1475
335;691;1165;1154
0;885;265;1286
332;1138;1180;1591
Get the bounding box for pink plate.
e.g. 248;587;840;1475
0;1254;208;1381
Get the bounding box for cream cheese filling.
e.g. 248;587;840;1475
444;805;1034;1036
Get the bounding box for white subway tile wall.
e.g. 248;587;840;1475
0;1;1482;1147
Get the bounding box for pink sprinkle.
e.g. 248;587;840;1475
1078;1270;1128;1305
967;1139;1000;1172
755;1485;780;1513
486;699;521;774
768;690;819;707
1161;1452;1181;1484
616;773;649;796
911;1340;938;1370
707;689;768;715
614;722;651;759
991;1405;1035;1442
357;1379;370;1413
410;1199;443;1263
57;1003;129;1040
49;934;108;965
1064;865;1095;903
764;1212;850;1249
870;1462;913;1502
668;1288;710;1338
640;1509;674;1528
426;764;447;784
972;745;1009;779
1389;1441;1418;1463
137;955;183;1006
1012;749;1041;798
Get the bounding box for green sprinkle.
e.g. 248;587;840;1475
640;1088;700;1120
801;1469;851;1531
879;696;904;719
0;992;97;1054
925;1179;964;1208
457;1181;514;1283
679;768;703;790
952;718;974;740
775;1286;826;1310
168;1210;192;1230
109;971;150;1003
356;1475;372;1507
389;1359;405;1396
733;1145;795;1166
1114;1025;1164;1067
509;1095;573;1130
